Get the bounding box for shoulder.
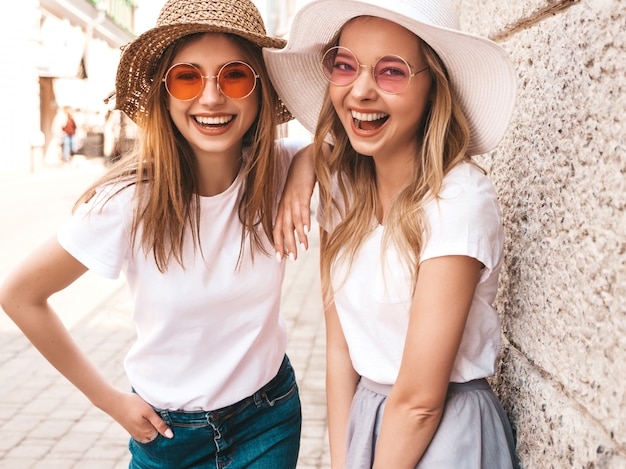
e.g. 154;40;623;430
421;162;503;267
275;136;312;162
426;162;500;221
76;180;138;220
443;161;497;195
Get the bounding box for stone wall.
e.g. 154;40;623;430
455;0;625;467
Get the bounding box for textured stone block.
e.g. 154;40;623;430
458;0;626;466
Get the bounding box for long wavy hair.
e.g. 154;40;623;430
75;33;284;272
315;28;472;301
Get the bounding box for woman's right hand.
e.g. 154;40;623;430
102;390;173;442
274;144;316;261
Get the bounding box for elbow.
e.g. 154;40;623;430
0;279;33;319
388;392;445;429
0;287;19;319
0;284;11;315
406;402;444;427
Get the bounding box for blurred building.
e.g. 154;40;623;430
260;0;314;38
258;0;314;141
0;0;136;170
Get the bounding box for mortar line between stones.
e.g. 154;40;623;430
490;0;581;42
501;336;626;456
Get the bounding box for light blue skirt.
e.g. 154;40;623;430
345;377;519;468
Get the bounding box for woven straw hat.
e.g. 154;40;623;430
264;0;517;155
115;0;291;124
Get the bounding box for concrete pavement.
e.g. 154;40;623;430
0;158;330;468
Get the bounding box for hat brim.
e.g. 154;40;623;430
264;0;516;155
116;24;289;124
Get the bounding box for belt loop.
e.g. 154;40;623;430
253;390;265;407
158;409;172;425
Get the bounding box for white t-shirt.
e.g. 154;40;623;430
319;162;504;384
58;138;307;410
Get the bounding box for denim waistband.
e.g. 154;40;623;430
359;377;490;396
154;355;290;424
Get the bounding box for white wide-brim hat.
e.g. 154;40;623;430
264;0;517;156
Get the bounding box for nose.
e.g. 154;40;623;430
198;75;226;105
350;64;378;99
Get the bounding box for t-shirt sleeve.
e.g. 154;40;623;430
57;184;133;279
421;165;504;273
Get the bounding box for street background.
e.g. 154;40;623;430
1;0;624;466
0;157;330;468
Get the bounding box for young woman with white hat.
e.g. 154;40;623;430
265;0;519;467
0;0;308;467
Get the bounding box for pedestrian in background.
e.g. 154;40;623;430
61;106;77;163
0;0;309;467
266;0;519;467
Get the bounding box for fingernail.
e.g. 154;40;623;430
289;252;295;262
275;252;283;263
164;428;174;439
303;225;309;235
300;242;307;252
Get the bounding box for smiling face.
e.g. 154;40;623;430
329;17;432;163
166;33;260;162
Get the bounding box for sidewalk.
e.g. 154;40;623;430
0;159;330;468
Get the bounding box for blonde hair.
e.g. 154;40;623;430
76;33;284;272
315;35;472;301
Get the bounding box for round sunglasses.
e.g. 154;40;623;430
163;61;259;101
321;46;429;94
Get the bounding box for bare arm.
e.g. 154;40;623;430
274;144;316;261
372;255;482;469
326;300;359;469
0;237;172;442
321;229;360;469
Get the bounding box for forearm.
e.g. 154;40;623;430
6;301;119;409
326;353;359;468
371;255;482;467
324;297;359;468
5;300;176;441
372;394;443;469
274;143;317;258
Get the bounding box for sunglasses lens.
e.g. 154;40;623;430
165;64;203;100
374;56;412;93
218;62;257;99
322;47;358;86
322;47;413;94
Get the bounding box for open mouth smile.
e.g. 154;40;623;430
193;115;234;128
351;110;389;131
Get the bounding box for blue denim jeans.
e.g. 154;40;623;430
62;135;75;162
128;356;301;469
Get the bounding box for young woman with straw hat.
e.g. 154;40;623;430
265;0;519;467
0;0;308;467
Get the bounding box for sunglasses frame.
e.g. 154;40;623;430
163;61;259;101
321;46;430;95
